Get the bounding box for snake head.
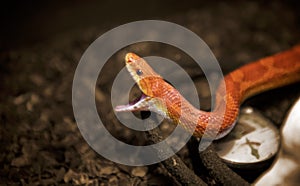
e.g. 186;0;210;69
114;53;168;114
124;53;163;97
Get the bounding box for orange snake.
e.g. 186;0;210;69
115;45;300;139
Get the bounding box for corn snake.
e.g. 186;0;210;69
115;45;300;139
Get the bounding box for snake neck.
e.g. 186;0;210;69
152;78;240;139
174;88;240;139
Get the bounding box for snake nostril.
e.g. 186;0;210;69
125;53;133;63
125;53;141;64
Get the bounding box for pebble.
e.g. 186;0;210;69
100;165;119;175
131;166;148;177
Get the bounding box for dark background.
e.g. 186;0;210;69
1;1;300;185
1;0;219;50
2;0;299;50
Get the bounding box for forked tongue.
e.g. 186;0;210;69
114;93;150;112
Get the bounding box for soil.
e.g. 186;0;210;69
1;1;300;185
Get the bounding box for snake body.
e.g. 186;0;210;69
115;45;300;139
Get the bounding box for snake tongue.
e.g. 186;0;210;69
114;93;151;112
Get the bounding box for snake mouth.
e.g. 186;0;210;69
114;93;150;112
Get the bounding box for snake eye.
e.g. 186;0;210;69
136;69;143;76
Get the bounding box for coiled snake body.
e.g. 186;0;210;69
115;45;300;139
